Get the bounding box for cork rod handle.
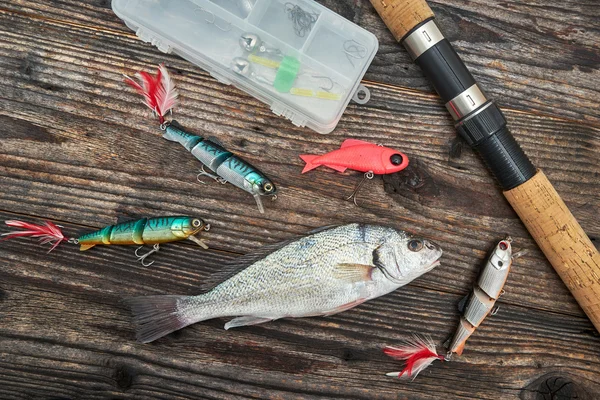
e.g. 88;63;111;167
369;0;434;41
505;171;600;331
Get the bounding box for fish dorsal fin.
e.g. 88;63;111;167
307;225;339;235
198;226;341;293
333;263;374;283
340;139;374;149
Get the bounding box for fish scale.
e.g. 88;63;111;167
125;224;443;343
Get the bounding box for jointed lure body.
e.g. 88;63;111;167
124;65;277;214
2;216;210;266
163;123;277;214
78;216;210;251
447;238;514;356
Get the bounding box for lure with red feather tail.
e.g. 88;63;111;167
1;217;210;266
123;65;278;214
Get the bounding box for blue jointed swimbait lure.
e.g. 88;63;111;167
163;122;277;213
124;65;277;213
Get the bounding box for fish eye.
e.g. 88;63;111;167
390;154;404;166
263;183;274;193
192;219;203;228
408;239;423;252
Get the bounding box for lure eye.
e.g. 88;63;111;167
263;183;275;193
499;241;509;251
390;154;404;166
192;219;203;228
408;239;424;252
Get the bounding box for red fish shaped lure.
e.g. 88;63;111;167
300;139;409;175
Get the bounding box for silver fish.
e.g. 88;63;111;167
125;224;443;343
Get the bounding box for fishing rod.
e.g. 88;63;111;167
369;0;600;331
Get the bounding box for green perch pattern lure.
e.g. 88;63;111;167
2;216;210;266
124;65;278;214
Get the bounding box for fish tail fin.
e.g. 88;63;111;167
123;295;207;343
300;155;320;174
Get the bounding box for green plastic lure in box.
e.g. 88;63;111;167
2;216;210;266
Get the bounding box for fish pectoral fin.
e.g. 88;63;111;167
340;139;372;148
323;298;367;316
333;263;374;283
325;164;348;173
224;316;274;330
79;243;96;251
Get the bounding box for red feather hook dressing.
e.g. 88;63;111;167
1;220;66;253
124;64;178;125
383;335;446;379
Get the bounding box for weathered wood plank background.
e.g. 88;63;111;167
0;0;598;398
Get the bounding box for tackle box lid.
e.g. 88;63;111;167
112;0;378;134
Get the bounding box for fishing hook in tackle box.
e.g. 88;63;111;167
1;217;211;266
285;2;318;38
235;33;343;100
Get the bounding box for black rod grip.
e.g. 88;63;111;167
415;39;476;102
456;104;536;190
404;23;536;189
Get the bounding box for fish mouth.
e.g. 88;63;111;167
427;260;442;270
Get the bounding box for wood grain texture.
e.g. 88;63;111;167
0;0;598;398
1;212;600;400
1;0;599;122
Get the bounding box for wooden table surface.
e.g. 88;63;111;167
0;0;599;399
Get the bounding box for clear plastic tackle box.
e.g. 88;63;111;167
112;0;379;134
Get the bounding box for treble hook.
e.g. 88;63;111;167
135;244;161;267
345;171;375;206
197;165;228;185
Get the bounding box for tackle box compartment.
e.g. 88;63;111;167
112;0;378;134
